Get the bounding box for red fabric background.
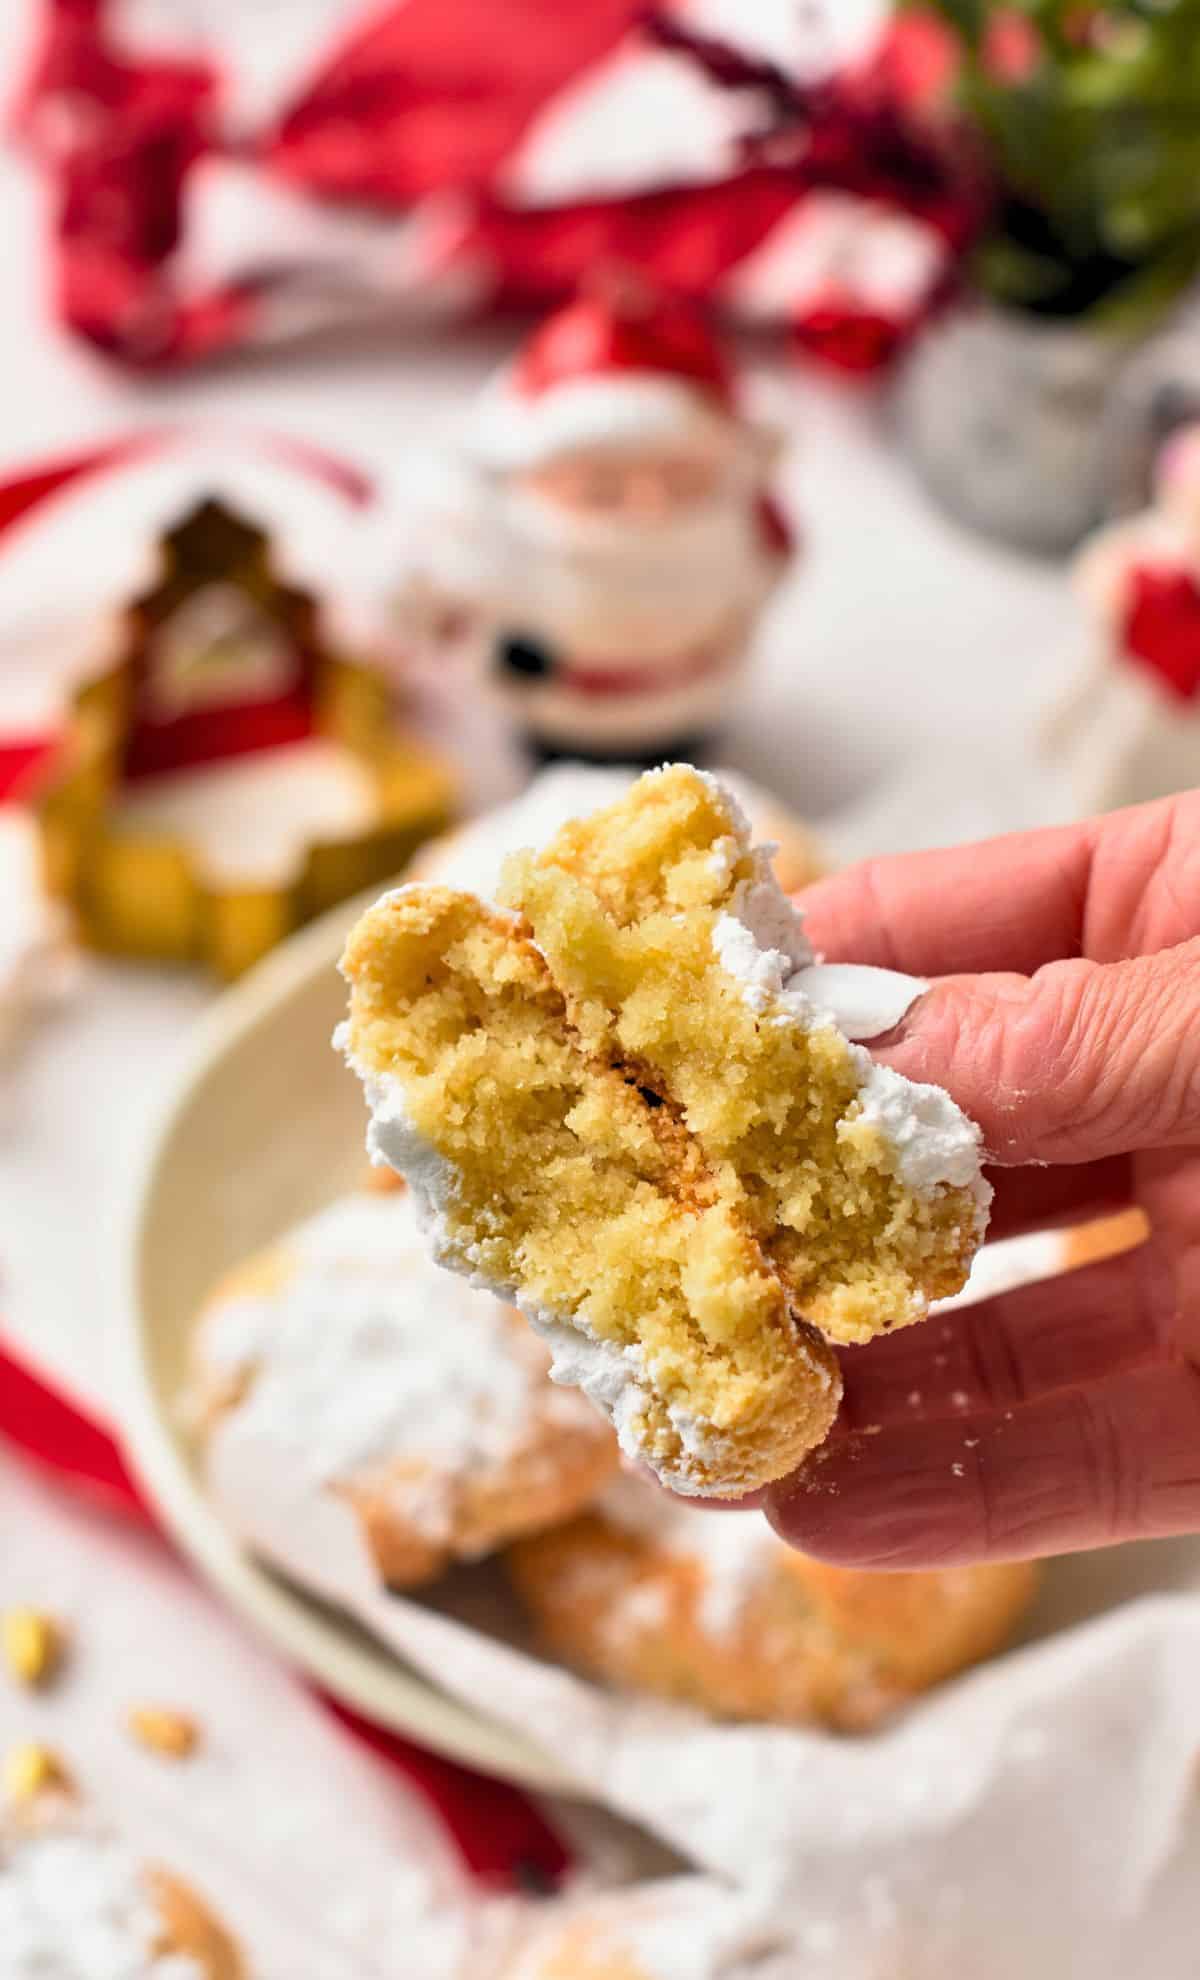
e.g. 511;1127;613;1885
13;2;977;369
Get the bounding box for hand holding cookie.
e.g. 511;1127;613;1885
769;792;1200;1568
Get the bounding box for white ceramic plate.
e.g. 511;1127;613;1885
119;889;577;1795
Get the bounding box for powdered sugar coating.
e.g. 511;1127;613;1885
0;1829;203;1980
848;1055;988;1201
519;1312;745;1495
707;798;988;1216
710;864;814;1015
197;1192;592;1545
598;1473;777;1638
334;980;486;1288
520;1312;652;1461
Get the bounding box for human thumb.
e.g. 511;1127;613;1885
870;937;1200;1164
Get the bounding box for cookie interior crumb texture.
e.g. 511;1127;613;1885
340;766;988;1496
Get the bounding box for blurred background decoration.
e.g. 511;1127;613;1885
1048;415;1200;810
921;0;1200;324
895;0;1200;547
0;429;454;981
396;280;799;766
12;0;1200;554
9;0;971;373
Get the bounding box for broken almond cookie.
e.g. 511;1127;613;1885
338;765;990;1498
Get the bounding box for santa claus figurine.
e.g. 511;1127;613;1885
1049;422;1200;812
405;283;793;763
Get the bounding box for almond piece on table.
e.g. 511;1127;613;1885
125;1707;200;1760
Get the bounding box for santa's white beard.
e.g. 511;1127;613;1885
450;480;774;660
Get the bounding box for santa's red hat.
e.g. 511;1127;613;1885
471;286;778;471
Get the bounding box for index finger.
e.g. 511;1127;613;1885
796;819;1099;979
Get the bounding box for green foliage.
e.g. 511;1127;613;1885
910;0;1200;319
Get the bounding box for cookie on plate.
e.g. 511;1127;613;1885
340;765;989;1499
191;1188;617;1588
508;1475;1038;1731
1;1797;242;1979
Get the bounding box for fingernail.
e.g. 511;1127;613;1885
789;965;929;1044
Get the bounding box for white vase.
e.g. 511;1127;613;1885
893;299;1143;556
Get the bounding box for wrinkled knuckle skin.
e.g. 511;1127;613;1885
902;980;980;1081
1157;942;1200;1144
1024;958;1154;1150
1067;945;1200;1148
1041;959;1125;1125
919;976;1049;1141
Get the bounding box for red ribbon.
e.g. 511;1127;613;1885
16;2;974;370
0;1339;150;1524
0;737;59;803
0;1335;569;1889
